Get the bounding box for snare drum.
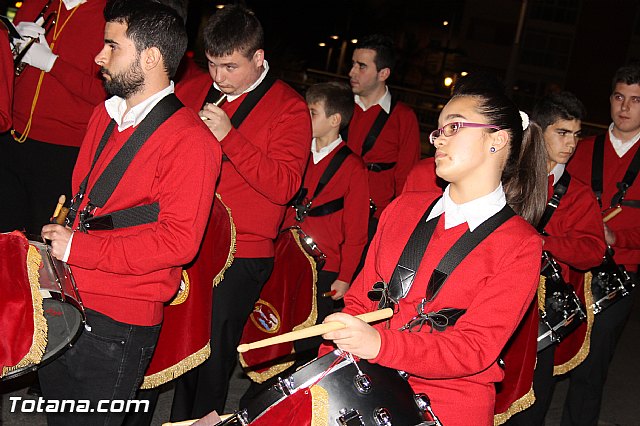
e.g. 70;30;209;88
239;350;438;426
590;247;637;315
1;237;85;381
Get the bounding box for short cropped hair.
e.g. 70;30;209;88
612;63;640;91
356;34;395;72
305;82;354;130
202;5;264;59
531;91;586;131
104;0;187;78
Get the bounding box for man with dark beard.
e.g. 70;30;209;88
39;2;220;424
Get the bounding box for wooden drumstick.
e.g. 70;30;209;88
162;413;233;426
200;94;227;121
603;206;622;223
55;207;70;225
237;308;393;353
52;194;65;220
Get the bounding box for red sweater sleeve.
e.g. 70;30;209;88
338;158;370;282
69;110;221;275
220;94;311;205
0;30;12;132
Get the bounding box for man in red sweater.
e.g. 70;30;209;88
170;5;311;420
0;0;107;235
563;64;640;425
506;92;606;425
345;34;421;221
0;28;12;132
39;2;220;424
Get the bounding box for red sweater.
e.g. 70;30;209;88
567;134;640;270
322;191;541;426
281;142;369;281
12;0;106;146
0;29;12;132
176;71;311;257
67;103;221;326
346;101;420;216
543;173;606;275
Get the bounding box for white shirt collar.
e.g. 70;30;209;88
608;123;640;158
549;163;565;185
311;136;342;164
104;82;175;131
354;86;391;113
62;0;86;10
213;60;270;103
426;184;507;231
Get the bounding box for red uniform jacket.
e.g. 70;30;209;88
176;71;311;258
567;134;640;271
322;191;542;426
12;0;106;146
0;29;12;132
403;157;446;193
67;103;221;326
347;100;420;216
282;141;369;282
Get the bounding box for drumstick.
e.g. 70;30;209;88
322;289;337;298
162;413;233;426
603;206;622;223
200;94;227;121
55;207;70;225
52;195;65;220
237;308;393;353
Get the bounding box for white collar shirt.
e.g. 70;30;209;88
311;136;343;164
550;163;566;185
213;60;270;103
104;82;175;132
426;184;507;231
609;123;640;158
354;86;391;113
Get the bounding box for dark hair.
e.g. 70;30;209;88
104;0;187;78
531;91;586;131
356;34;395;72
305;82;354;130
611;63;640;92
452;74;548;225
202;5;264;59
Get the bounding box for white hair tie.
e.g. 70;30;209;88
520;110;530;131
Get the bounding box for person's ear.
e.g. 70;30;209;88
252;49;265;68
142;47;162;71
489;129;509;154
377;67;390;82
330;113;342;129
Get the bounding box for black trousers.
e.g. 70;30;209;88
238;269;339;409
0;132;78;234
560;293;634;426
38;309;161;426
170;257;274;421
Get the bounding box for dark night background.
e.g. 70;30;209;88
3;0;640;137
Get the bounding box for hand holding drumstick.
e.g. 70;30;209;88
603;205;622;246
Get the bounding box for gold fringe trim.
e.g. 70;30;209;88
554;272;594;375
239;228;319;383
169;270;190;306
212;193;236;287
310;385;329;426
537;275;546;311
494;386;536;425
141;342;210;389
2;245;48;377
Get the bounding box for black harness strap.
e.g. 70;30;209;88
591;133;640;208
341;97;398;158
202;74;276;129
293;146;353;220
70;94;183;231
367;162;396;172
537;170;571;234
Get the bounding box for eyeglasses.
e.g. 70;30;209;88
429;122;502;145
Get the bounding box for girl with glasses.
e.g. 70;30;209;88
320;74;548;426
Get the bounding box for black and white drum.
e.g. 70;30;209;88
1;238;86;381
537;251;587;352
222;350;439;426
590;247;636;315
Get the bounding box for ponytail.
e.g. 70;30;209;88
502;121;547;225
